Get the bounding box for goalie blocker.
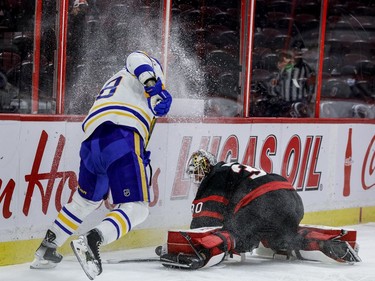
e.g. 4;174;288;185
156;225;361;269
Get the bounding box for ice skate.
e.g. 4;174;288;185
30;229;63;269
70;229;103;280
320;240;361;264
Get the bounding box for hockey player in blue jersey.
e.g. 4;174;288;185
30;51;172;280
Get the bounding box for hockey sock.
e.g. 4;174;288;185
96;202;149;245
51;192;101;247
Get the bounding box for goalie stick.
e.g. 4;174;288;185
102;248;358;266
104;245;162;264
159;231;205;269
105;232;206;269
105;256;202;268
179;231;205;264
105;258;160;264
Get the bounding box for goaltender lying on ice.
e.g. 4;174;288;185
155;149;361;269
155;225;361;269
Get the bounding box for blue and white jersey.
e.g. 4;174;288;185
81;51;165;141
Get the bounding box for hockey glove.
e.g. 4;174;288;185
147;90;172;117
144;77;163;98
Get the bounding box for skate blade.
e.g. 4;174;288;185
343;242;362;263
70;239;100;280
30;258;59;269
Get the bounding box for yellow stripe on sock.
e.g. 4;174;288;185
106;211;128;236
57;212;79;231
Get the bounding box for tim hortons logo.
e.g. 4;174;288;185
0;130;78;219
0;130;160;219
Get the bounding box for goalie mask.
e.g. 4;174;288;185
186;150;217;183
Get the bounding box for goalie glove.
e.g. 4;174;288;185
157;227;235;269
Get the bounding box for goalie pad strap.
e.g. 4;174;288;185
214;232;229;252
198;232;224;248
194;231;234;253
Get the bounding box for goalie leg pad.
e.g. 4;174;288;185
256;225;361;264
298;225;361;263
320;240;361;263
162;227;235;269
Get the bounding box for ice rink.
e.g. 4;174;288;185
1;223;374;281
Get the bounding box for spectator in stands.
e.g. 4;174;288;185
41;0;57;64
65;0;89;114
67;0;89;65
270;40;316;117
0;70;19;112
0;1;11;29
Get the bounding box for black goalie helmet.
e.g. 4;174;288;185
186;149;217;183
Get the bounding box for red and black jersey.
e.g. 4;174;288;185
190;162;304;253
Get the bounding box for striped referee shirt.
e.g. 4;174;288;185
274;60;315;102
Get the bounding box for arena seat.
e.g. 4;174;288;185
206;49;238;69
0;51;21;72
321;78;352;99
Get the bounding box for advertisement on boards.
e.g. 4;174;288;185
0;120;374;242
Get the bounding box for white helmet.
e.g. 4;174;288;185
73;0;88;8
186;149;217;183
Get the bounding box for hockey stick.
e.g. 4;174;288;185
145;117;156;148
105;257;160;264
144;117;157;186
179;231;205;268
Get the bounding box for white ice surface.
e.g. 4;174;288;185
1;223;374;281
